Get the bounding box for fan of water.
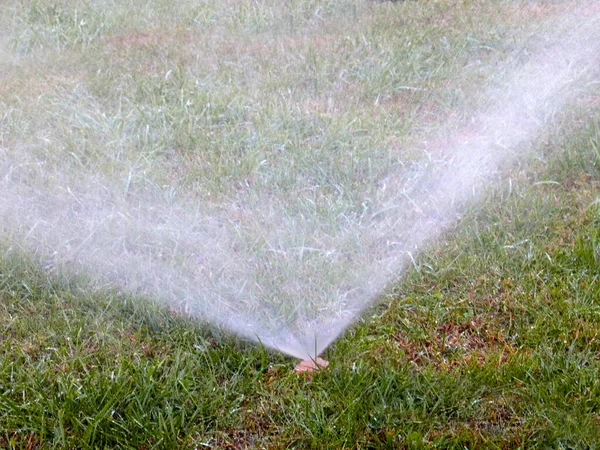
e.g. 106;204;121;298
1;3;599;360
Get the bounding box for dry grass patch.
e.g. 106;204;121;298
0;67;83;101
392;318;520;371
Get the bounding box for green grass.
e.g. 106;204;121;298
1;0;600;448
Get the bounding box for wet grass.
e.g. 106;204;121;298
1;129;599;448
1;0;600;448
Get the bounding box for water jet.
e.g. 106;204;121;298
0;2;598;365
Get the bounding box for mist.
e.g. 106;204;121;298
1;2;599;360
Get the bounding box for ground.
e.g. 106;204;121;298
1;0;600;448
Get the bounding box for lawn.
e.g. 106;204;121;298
1;0;600;448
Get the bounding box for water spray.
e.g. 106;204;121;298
0;2;599;365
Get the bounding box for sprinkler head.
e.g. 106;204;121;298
294;357;329;374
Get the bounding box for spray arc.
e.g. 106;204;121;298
0;4;599;363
